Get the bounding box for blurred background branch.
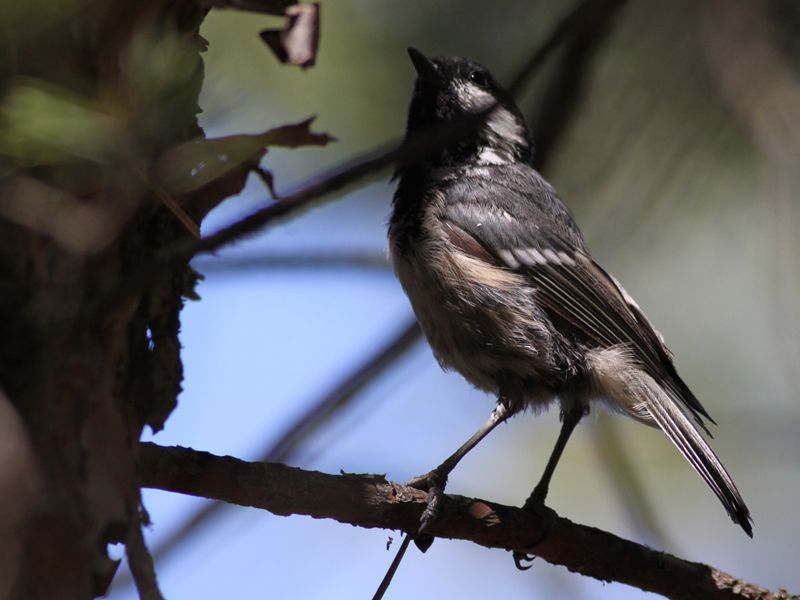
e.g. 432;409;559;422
112;318;420;595
193;251;391;273
701;0;800;395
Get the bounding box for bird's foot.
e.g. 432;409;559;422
405;467;450;553
512;487;557;570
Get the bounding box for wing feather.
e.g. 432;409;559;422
443;185;713;429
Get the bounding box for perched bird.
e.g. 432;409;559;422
388;48;752;560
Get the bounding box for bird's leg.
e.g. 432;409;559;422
406;399;514;551
513;405;587;570
525;405;587;508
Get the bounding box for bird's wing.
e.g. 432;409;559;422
439;168;752;536
441;176;713;429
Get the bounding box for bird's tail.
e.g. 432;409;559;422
623;371;753;537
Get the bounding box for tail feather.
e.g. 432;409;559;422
633;376;753;537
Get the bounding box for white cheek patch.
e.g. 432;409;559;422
451;79;529;165
486;108;527;147
453;81;525;138
452;80;495;111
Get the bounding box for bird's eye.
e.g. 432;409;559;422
469;70;490;88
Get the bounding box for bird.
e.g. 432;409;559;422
388;47;752;563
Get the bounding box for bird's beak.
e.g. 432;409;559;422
407;47;439;82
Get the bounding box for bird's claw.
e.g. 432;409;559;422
513;552;535;570
405;467;447;492
511;494;557;570
405;468;449;553
523;482;548;510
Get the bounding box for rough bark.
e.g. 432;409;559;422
0;1;236;596
140;443;797;600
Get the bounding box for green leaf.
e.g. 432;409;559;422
155;117;335;195
0;79;124;165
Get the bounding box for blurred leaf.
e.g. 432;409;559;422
0;0;95;43
204;0;293;16
155;117;334;194
0;80;124;165
0;175;122;254
260;2;320;69
120;25;206;147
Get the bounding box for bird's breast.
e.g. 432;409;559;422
389;203;558;397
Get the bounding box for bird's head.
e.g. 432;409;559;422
404;48;533;167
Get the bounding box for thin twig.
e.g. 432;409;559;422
192;251;390;274
372;533;413;600
131;161;201;239
154;0;597;266
126;514;166;600
249;319;421;461
155;119;472;263
148;178;201;239
156;142;394;262
140;443;796;600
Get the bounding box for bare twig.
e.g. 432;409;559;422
126;515;165;600
140;443;796;600
94;140;398;317
155;122;466;263
192;251;390;274
147;179;201;239
250;318;421;461
158;140;399;264
372;534;413;600
155;0;603;267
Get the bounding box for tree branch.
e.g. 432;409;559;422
91;0;622;329
126;516;165;600
193;251;390;274
140;443;795;600
154;0;613;267
113;320;422;593
149;319;419;561
155;129;451;262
